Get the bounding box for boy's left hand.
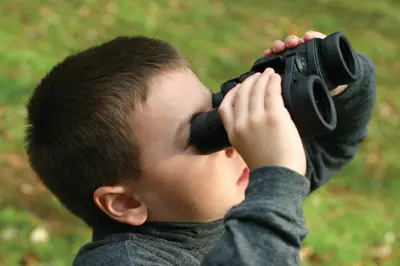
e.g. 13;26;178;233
262;30;348;96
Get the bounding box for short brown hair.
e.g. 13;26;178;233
25;36;187;227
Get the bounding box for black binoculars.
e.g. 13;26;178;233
190;32;360;154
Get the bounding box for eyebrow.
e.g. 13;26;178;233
174;90;212;145
174;113;193;145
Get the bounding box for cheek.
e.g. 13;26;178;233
160;153;220;185
144;148;245;203
156;151;239;201
140;154;217;213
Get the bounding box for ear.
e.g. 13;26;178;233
93;185;148;226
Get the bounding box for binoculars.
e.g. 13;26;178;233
190;32;360;154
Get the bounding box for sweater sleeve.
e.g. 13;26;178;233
302;53;376;192
201;166;310;266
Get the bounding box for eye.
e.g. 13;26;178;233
185;137;192;149
185;112;201;149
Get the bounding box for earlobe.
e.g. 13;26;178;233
123;203;148;226
93;185;148;226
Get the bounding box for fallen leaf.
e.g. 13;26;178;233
21;253;40;266
30;226;49;244
384;232;396;245
78;6;92;17
39;6;52;16
0;153;27;167
20;182;35;195
369;245;392;260
300;247;313;261
1;227;17;240
379;102;394;119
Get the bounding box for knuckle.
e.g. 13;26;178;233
267;112;282;127
242;73;258;84
267;76;281;90
266;95;285;109
285;35;295;41
249;113;264;126
254;74;267;87
264;88;275;98
233;121;248;136
270;72;281;81
273;73;282;81
265;97;276;109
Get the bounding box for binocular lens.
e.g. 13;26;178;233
321;33;359;85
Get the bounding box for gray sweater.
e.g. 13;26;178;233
73;53;376;266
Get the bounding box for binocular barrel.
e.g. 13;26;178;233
191;32;360;154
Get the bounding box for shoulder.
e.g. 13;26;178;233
73;233;178;266
73;236;133;266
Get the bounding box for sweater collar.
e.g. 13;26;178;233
92;219;224;249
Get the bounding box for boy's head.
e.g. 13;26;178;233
26;36;248;228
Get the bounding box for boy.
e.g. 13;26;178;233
25;31;376;265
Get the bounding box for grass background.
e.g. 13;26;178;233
0;0;399;265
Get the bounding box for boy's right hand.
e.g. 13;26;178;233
218;68;306;176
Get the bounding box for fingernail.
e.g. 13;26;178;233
271;73;280;78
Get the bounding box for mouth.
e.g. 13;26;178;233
236;167;250;186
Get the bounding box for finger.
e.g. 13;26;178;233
218;84;241;132
265;73;284;110
249;68;274;114
285;35;300;48
272;40;286;53
303;31;326;41
263;48;273;56
234;73;261;120
266;73;282;96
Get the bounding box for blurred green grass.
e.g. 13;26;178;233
0;0;399;265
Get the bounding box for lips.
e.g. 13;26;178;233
236;167;250;186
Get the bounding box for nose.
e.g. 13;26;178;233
225;147;237;158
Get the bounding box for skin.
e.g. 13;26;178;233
93;31;348;226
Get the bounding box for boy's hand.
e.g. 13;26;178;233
263;31;348;96
262;31;326;56
218;68;306;176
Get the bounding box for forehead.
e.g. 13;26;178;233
146;69;210;110
133;69;211;153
